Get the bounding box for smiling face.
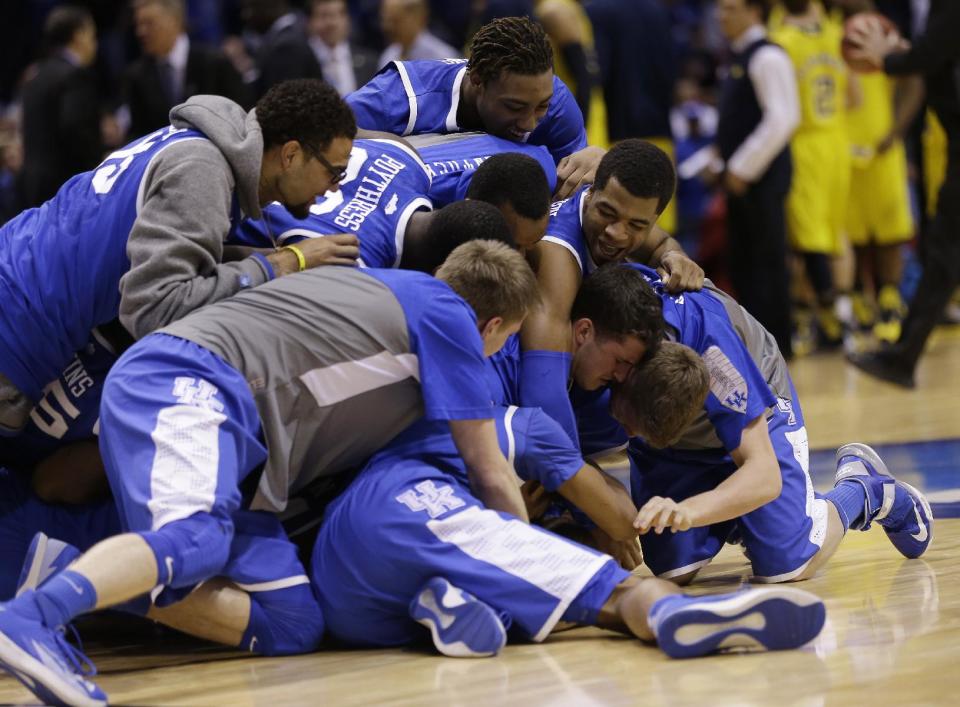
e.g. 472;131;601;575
473;70;554;142
570;320;648;391
581;177;661;266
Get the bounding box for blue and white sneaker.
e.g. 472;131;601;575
649;587;826;659
835;442;934;558
0;597;106;706
16;533;81;597
409;577;510;658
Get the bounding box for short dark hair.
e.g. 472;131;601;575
44;5;93;49
256;79;356;151
594;139;676;214
466;152;551;221
467;17;553;85
571;265;665;357
415;200;515;273
610;342;710;448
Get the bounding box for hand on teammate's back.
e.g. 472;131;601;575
268;234;361;276
554;145;606;201
657;251;705;293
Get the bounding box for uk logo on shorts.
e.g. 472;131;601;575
396;480;466;518
171;377;225;412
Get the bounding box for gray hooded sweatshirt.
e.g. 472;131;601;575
118;95;271;339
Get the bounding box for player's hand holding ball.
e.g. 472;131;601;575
842;12;908;73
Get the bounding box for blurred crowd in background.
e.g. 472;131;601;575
0;0;949;357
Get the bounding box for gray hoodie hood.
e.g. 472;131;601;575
170;95;264;219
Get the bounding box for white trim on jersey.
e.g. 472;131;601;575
299;351;421;408
446;66;467;132
393;196;433;268
367;138;434;186
147;404;226;530
504;405;519;471
234;575;310;593
426;505;611;642
541;235;583;274
394;62;419;136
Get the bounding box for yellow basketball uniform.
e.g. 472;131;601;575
923;109;947;217
846;72;913;245
772;18;850;254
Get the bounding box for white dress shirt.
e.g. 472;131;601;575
726;24;800;183
311;39;356;97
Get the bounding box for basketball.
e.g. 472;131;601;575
841;11;900;73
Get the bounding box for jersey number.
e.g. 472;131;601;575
29;380;81;439
812;75;836;120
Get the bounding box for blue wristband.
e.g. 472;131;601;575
250;252;276;281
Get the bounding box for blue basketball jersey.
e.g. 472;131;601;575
541;187;596;277
231;139;433;268
576;265;777;459
347;60;588;163
485;333;520;406
0;126;240;401
363;269;496;421
415;133;558;206
0;331;116;471
366;404;584;498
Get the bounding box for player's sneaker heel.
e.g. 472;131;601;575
0;599;107;707
650;587;825;659
409;577;509;658
835;443;933;557
16;532;82;597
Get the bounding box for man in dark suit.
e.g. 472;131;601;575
123;0;250;141
19;6;102;208
307;0;377;96
242;0;325;100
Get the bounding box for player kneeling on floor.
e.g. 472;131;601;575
596;265;933;584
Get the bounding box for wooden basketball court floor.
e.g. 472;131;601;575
2;330;959;706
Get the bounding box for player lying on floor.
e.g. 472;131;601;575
311;406;827;660
0;241;541;707
577;265;934;584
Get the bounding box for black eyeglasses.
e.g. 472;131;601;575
302;142;348;184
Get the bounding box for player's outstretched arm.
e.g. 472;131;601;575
636;415;781;534
450;418;530;522
557;463;638;542
519;242;583;443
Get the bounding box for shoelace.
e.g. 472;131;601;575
54;624;98;678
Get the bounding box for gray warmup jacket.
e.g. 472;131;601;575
118;95;271;339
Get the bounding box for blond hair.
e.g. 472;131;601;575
435;240;541;323
611;341;709;448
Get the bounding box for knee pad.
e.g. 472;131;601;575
140;512;233;591
241;583;324;656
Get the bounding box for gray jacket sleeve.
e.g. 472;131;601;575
119;140;271;339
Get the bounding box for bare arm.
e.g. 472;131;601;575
634;415;782;533
450;418;530;522
878;75;925;154
520;241;581;352
557;463;638;542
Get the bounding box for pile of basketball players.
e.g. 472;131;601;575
0;17;933;707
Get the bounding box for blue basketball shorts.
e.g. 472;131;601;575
630;392;830;582
311;463;630;647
